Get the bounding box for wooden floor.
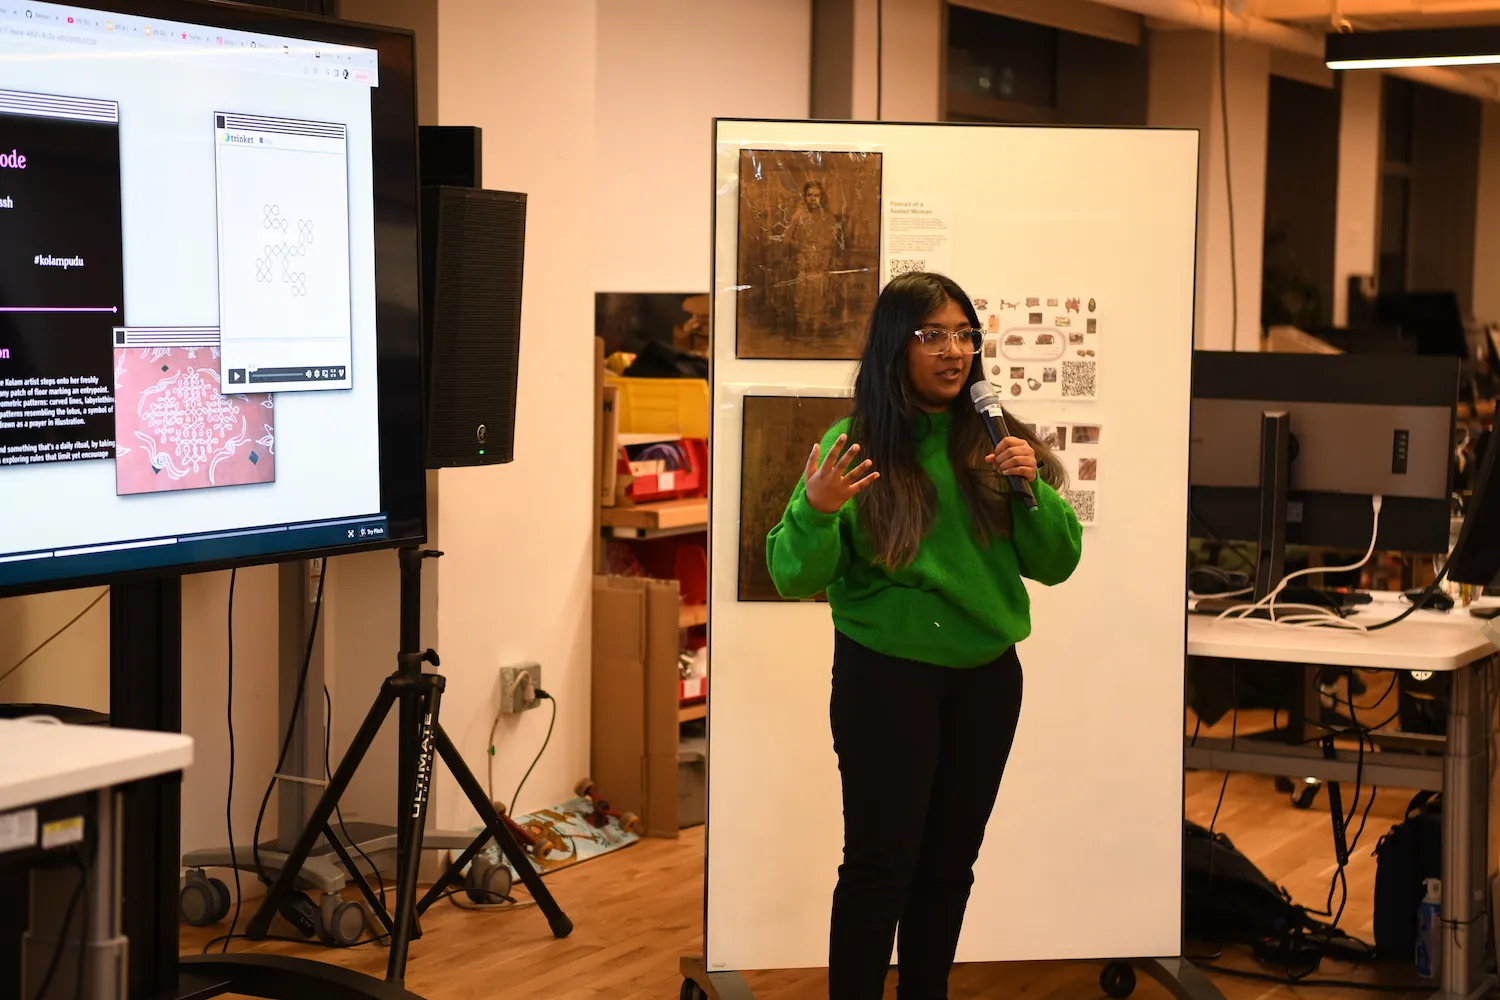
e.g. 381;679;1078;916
182;719;1436;999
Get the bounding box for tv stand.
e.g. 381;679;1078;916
180;561;473;932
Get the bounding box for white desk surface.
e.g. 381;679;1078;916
1187;593;1500;672
0;720;193;812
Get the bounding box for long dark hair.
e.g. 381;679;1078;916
850;271;1065;569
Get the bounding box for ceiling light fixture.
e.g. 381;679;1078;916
1325;26;1500;69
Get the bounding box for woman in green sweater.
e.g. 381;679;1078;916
766;271;1082;999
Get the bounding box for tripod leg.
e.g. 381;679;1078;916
247;681;399;939
415;830;493;915
435;726;573;938
386;680;442;984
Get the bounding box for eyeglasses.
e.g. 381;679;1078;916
913;328;983;356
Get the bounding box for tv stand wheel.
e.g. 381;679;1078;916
679;979;708;1000
1100;961;1136;998
179;869;231;926
317;895;367;947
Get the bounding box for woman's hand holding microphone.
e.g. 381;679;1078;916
804;434;879;515
984;437;1037;482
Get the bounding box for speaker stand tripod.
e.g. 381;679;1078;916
185;547;572;1000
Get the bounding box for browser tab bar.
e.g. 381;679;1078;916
2;2;381;85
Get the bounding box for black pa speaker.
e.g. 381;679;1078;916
420;186;526;468
419;126;482;188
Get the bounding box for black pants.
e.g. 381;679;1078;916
828;631;1024;1000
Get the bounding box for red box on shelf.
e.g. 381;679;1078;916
631;538;707;606
680;674;707;704
618;438;707;504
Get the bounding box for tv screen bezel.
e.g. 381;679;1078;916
0;0;426;600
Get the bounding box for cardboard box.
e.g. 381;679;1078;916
591;574;683;837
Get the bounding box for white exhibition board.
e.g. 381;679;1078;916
706;120;1200;973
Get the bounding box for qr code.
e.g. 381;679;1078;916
1061;361;1096;398
889;259;926;277
1063;488;1096;524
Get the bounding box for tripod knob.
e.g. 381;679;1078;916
397;648;440;669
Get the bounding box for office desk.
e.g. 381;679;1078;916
1185;602;1499;1000
0;720;193;1000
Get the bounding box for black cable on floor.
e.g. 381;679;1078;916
202;929;388;954
1199;960;1423;993
223;569;241;954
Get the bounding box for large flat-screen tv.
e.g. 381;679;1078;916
0;0;425;597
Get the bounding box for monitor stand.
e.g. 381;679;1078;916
1253;410;1291;605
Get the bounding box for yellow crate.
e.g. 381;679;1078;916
605;375;709;439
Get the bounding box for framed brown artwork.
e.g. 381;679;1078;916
738;394;852;602
735;149;882;360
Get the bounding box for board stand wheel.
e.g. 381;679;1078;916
1101;962;1136;997
679;957;756;1000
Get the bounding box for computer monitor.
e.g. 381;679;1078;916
1190;352;1459;595
0;1;425;597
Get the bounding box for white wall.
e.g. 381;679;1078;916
0;587;111;714
593;0;812;293
429;0;600;825
1334;72;1383;327
1148;29;1269;351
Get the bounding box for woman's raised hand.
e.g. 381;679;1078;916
803;434;879;515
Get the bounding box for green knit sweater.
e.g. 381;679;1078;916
765;412;1083;668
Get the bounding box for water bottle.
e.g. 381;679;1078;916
1416;877;1442;979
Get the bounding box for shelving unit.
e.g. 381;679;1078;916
592;338;710;833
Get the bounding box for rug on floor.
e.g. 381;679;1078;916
469;795;639;879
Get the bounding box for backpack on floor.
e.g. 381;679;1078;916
1183;820;1298;942
1372;791;1442;960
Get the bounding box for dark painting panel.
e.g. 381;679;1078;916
738;395;852;602
735;149;881;360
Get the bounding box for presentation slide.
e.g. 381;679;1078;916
0;2;386;585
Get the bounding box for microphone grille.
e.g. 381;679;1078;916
969;381;999;408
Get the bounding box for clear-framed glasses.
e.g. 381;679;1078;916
913;328;983;356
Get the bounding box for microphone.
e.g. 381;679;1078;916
969;382;1037;510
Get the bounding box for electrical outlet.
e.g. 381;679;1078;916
499;662;542;714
